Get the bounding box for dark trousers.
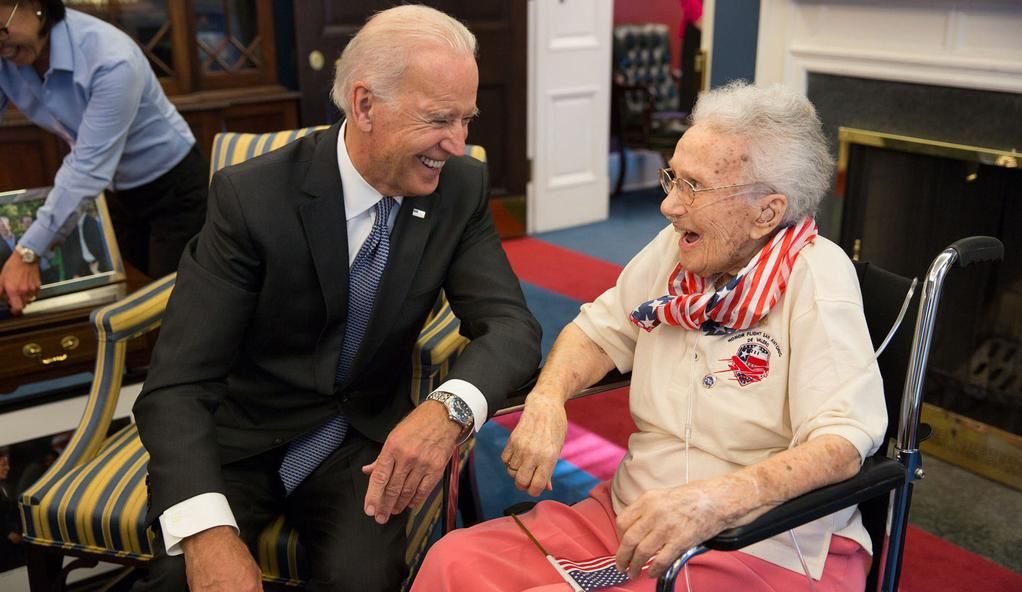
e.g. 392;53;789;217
106;146;208;279
133;431;409;592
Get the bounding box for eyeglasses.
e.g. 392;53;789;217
0;1;18;43
659;167;767;206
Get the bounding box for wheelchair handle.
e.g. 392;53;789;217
898;235;1002;452
950;236;1003;267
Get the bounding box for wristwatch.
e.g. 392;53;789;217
426;391;474;443
15;245;38;264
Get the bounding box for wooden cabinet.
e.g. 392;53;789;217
0;0;299;192
0;1;297;396
0;266;154;396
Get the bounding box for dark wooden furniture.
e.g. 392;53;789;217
0;1;298;396
0;0;299;192
293;0;528;237
0;265;153;398
610;23;691;195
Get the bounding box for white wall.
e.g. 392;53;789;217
756;0;1022;94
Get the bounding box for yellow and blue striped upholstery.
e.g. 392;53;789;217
19;273;176;559
209;126;329;179
19;128;481;589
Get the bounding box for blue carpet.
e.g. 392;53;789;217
473;422;601;520
520;282;584;359
535;188;668;266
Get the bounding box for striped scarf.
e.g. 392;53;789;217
630;217;818;334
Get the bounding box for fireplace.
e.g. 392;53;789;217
803;73;1022;489
750;0;1022;488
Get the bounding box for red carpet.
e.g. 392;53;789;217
503;237;623;302
502;236;1022;591
901;527;1022;591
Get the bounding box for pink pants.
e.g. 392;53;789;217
411;482;869;592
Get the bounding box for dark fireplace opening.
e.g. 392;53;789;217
840;138;1022;435
806;73;1022;486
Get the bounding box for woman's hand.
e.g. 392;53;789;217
500;322;617;497
614;481;731;580
0;255;41;315
614;434;863;580
500;392;568;496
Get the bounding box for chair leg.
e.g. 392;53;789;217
25;545;64;592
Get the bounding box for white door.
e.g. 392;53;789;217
528;0;613;233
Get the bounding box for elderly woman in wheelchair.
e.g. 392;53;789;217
412;81;888;592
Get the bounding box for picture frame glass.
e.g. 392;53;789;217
0;188;126;309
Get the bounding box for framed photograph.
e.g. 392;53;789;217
0;188;126;315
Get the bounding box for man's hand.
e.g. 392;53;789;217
500;392;568;496
0;255;41;315
181;525;262;592
362;401;461;524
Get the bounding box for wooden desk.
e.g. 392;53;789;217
0;265;155;397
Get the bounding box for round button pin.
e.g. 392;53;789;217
702;374;716;388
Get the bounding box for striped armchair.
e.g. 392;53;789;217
17;127;481;591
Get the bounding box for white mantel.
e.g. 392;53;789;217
755;0;1022;94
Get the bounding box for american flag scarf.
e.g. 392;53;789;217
631;217;818;334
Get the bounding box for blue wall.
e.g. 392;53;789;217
710;0;760;87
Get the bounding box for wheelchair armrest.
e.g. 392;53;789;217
706;456;906;551
496;370;632;416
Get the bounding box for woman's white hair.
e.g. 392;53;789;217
691;81;834;226
331;5;477;118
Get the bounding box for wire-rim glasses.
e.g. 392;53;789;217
0;1;18;43
659;167;766;206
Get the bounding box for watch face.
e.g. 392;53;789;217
446;395;473;428
17;247;37;263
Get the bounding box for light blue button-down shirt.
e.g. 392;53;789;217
0;9;195;256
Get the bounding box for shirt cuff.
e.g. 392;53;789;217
159;492;239;556
433;379;487;434
18;224;58;258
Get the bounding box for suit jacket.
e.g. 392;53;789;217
0;239;12;268
134;123;541;524
61;214;111;278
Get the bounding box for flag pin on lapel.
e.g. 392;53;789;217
412;208;427;219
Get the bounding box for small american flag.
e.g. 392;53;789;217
511;512;651;592
551;554;651;591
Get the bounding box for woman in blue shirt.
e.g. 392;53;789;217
0;0;207;314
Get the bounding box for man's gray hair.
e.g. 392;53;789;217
691;81;834;226
331;5;477;118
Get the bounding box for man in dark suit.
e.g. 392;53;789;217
132;6;541;592
61;207;112;278
0;217;14;267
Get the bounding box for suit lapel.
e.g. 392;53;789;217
297;123;350;392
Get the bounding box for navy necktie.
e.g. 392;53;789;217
279;197;397;494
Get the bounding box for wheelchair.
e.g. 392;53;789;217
443;235;1004;592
